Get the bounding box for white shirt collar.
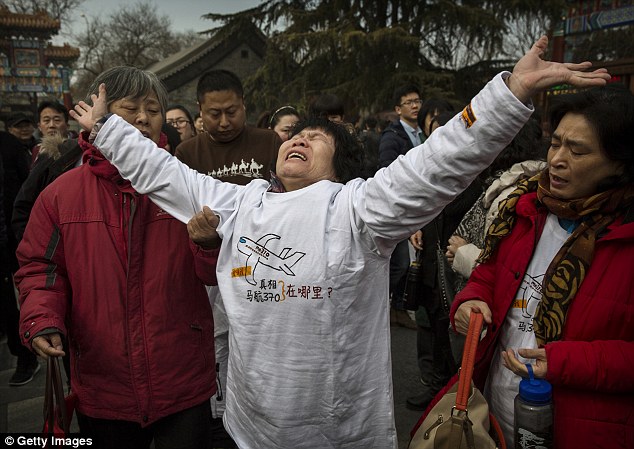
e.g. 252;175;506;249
400;120;421;146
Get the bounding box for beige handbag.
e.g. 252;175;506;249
409;312;506;449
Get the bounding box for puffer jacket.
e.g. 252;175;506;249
15;134;218;426
416;192;634;449
378;121;414;168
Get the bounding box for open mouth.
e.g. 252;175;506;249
287;152;307;161
552;174;565;182
550;173;568;186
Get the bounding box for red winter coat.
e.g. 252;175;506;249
15;137;218;426
415;192;634;449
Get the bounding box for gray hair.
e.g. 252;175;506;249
85;66;168;116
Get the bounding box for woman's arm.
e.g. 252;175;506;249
450;248;500;334
546;340;634;393
14;195;70;356
96;116;240;225
70;86;241;226
356;37;609;247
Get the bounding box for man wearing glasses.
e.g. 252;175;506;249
378;85;424;330
378;85;424;169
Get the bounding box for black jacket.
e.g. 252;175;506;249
12;136;82;241
420;179;484;290
0;131;30;270
359;129;381;178
378;121;414;168
0;155;6;250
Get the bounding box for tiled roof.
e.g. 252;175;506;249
147;23;267;80
45;43;80;60
146;37;217;78
0;6;60;31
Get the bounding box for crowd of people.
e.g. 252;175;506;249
0;35;632;449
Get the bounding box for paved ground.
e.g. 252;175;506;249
0;325;424;448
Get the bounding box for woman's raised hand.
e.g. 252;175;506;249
506;36;611;103
69;82;109;131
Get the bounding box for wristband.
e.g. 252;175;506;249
88;113;114;143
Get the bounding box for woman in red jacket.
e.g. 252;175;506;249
451;85;634;448
15;67;220;449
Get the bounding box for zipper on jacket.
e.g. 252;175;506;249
126;195;136;268
122;193;154;419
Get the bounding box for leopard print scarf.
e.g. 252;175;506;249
479;170;634;346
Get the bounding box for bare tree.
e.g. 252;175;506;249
1;0;84;22
108;3;180;67
71;15;109;97
503;11;556;60
174;30;207;50
71;1;192;98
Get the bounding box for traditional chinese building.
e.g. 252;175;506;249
0;6;80;121
146;22;267;122
529;0;634;128
550;1;634;91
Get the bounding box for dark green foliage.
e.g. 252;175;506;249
203;0;566;117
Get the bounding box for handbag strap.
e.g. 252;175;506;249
44;356;54;433
455;311;484;412
44;356;70;434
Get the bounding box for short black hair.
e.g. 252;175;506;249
308;93;344;119
196;70;243;103
289;117;364;184
428;111;455;130
161;122;181;155
392;85;420;108
418;98;454;135
549;85;634;186
363;116;378;129
37;101;69;123
486;117;545;179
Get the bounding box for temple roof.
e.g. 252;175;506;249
45;43;80;60
0;6;60;34
146;22;267;91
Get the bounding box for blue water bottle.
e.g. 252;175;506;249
513;364;553;449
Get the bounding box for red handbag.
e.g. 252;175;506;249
42;356;77;437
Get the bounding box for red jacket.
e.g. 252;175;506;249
15;137;218;426
416;192;634;449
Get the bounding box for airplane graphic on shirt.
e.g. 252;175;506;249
237;234;306;285
515;273;544;319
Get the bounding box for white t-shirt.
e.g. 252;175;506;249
95;73;533;449
485;213;570;447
